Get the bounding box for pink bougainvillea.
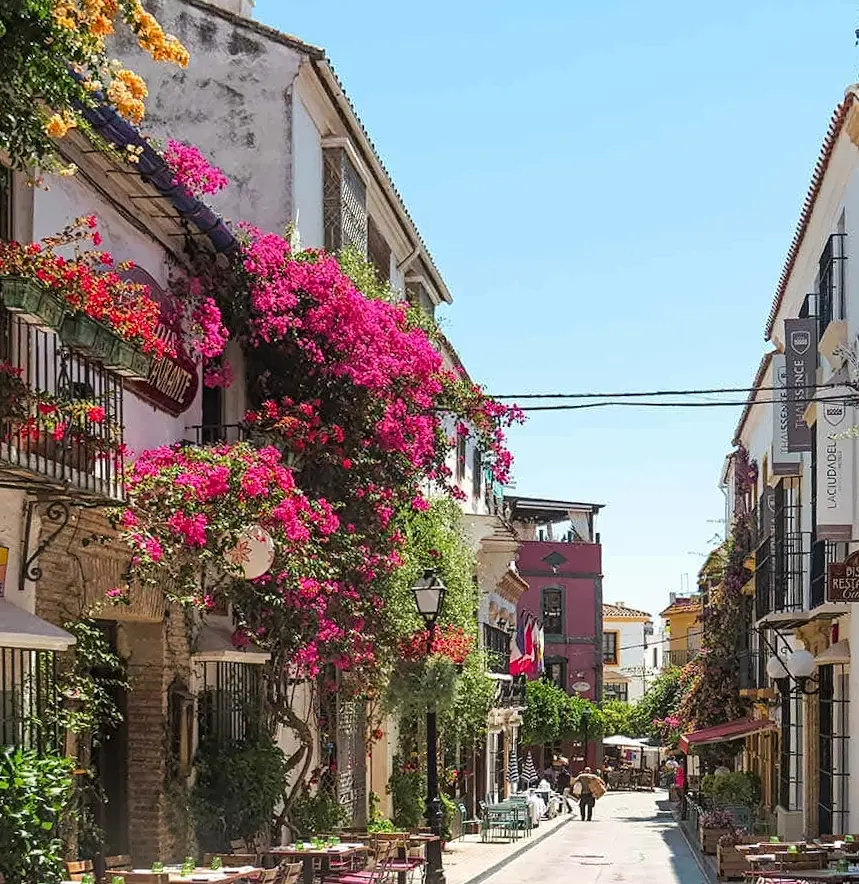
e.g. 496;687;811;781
164;140;229;197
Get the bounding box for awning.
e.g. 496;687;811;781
815;640;850;665
192;619;270;664
602;734;649;747
679;717;777;754
0;599;75;652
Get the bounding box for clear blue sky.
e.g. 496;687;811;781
256;0;857;619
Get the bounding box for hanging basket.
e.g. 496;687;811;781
0;276;66;332
103;337;152;381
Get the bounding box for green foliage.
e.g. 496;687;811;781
439;792;457;842
0;747;76;884
439;650;498;745
629;667;684;739
601;700;637;737
388;753;425;830
367;791;395;833
521;680;603;744
701;771;760;808
191;738;288;850
56;618;129;744
386;657;459;717
288;785;349;839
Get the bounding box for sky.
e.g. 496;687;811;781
256;0;858;619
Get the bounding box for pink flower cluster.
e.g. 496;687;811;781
164;141;229;197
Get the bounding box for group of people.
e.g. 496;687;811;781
536;762;607;821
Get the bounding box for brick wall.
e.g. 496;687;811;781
34;504;193;863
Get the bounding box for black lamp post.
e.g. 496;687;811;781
581;709;590;770
412;568;447;884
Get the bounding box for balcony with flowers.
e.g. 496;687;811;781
0;217;170;501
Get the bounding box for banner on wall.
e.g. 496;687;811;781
816;388;855;541
784;318;816;452
771;355;803;474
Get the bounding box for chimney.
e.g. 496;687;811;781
669;592;677;604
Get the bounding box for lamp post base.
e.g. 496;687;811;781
425;796;446;884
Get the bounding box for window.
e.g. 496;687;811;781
544;659;566;691
455;434;466;484
602;632;619;664
367;216;391;283
653;647;658;668
323;146;367;255
603;682;628;702
472;446;482;501
541;588;563;636
197;661;264;748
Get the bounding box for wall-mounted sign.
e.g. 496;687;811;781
816;389;854;541
0;545;7;597
771;355;802;475
827;549;859;603
572;680;591;693
121;267;199;417
784;318;816;452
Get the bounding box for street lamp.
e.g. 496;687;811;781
766;649;819;697
413;569;447;884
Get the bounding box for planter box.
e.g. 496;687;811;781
700;827;732;855
103;337;152;381
0;276;66;332
59;314;118;362
717;844;752;879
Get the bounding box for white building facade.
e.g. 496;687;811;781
602;603;656;704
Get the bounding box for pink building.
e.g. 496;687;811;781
508;496;604;771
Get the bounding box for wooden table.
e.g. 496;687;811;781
752;871;859;881
267;844;368;884
124;868;263;884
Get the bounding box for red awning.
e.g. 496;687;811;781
678;718;777;754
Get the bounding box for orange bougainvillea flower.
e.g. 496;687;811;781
44;112;77;139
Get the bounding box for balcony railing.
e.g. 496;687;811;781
754;531;810;618
483;623;511;674
664;649;698;668
495;675;526;708
0;308;125;501
186;423;247;446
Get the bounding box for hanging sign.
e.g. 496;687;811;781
827;549;859;603
816;389;855;541
121;268;199;417
224;526;275;580
771;355;802;474
784;318;816;452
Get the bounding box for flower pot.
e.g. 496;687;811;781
700;827;732;855
60;314;121;363
103;337;152;381
0;276;66;332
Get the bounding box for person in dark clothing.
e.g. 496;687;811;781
555;765;573;812
572;767;606;821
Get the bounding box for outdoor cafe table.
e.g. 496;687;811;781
267;843;368;884
750;870;859;882
91;868;264;884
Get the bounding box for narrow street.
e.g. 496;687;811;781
481;792;708;884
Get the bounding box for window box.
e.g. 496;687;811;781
0;276;66;332
60;314;149;379
103;337;152;381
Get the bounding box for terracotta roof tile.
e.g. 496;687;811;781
603;603;651;619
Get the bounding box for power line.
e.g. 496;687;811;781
494;382;842;401
517;393;853;413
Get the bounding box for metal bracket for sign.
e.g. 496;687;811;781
20;499;72;586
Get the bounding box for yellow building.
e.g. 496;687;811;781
660;594;702;669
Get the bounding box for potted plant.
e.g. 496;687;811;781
0;276;66;332
700;809;736;855
717;828;754;878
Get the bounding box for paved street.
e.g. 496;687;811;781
475;791;708;884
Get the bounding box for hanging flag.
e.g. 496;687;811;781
536;623;545;675
509;613;527;676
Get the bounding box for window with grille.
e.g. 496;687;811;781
602;632;619;664
455;433;466;484
544;658;566;691
197;661;264;748
819;664;849;835
323;147;367;256
472;446;482;501
541;588;563;636
367;216;390;282
603;682;628;702
817;232;846;332
0;646;58;752
779;690;803;811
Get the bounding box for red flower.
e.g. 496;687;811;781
87;405;105;423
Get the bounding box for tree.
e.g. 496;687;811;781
629;667;684;740
601;700;636;737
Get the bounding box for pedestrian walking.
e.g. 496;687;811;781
555;764;574;812
572;767;606;821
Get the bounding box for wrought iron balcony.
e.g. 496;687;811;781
754;531;810;618
483;623;511;675
664;649;698;668
495;675;527;708
186;423;247;446
0;307;125;501
810;538;845;609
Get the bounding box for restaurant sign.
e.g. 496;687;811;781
827;550;859;603
121;268;199;416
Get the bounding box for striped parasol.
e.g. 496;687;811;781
521;751;538;787
507;744;520;785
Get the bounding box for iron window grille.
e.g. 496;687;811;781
483;624;511;674
779;690;804;811
816;233;847;335
472;445;482;502
818;663;849;836
0;307;125;500
541;588;563;636
197;661;264;748
323;147;368;256
603;682;628;702
756;478;807;616
0;646;59;753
